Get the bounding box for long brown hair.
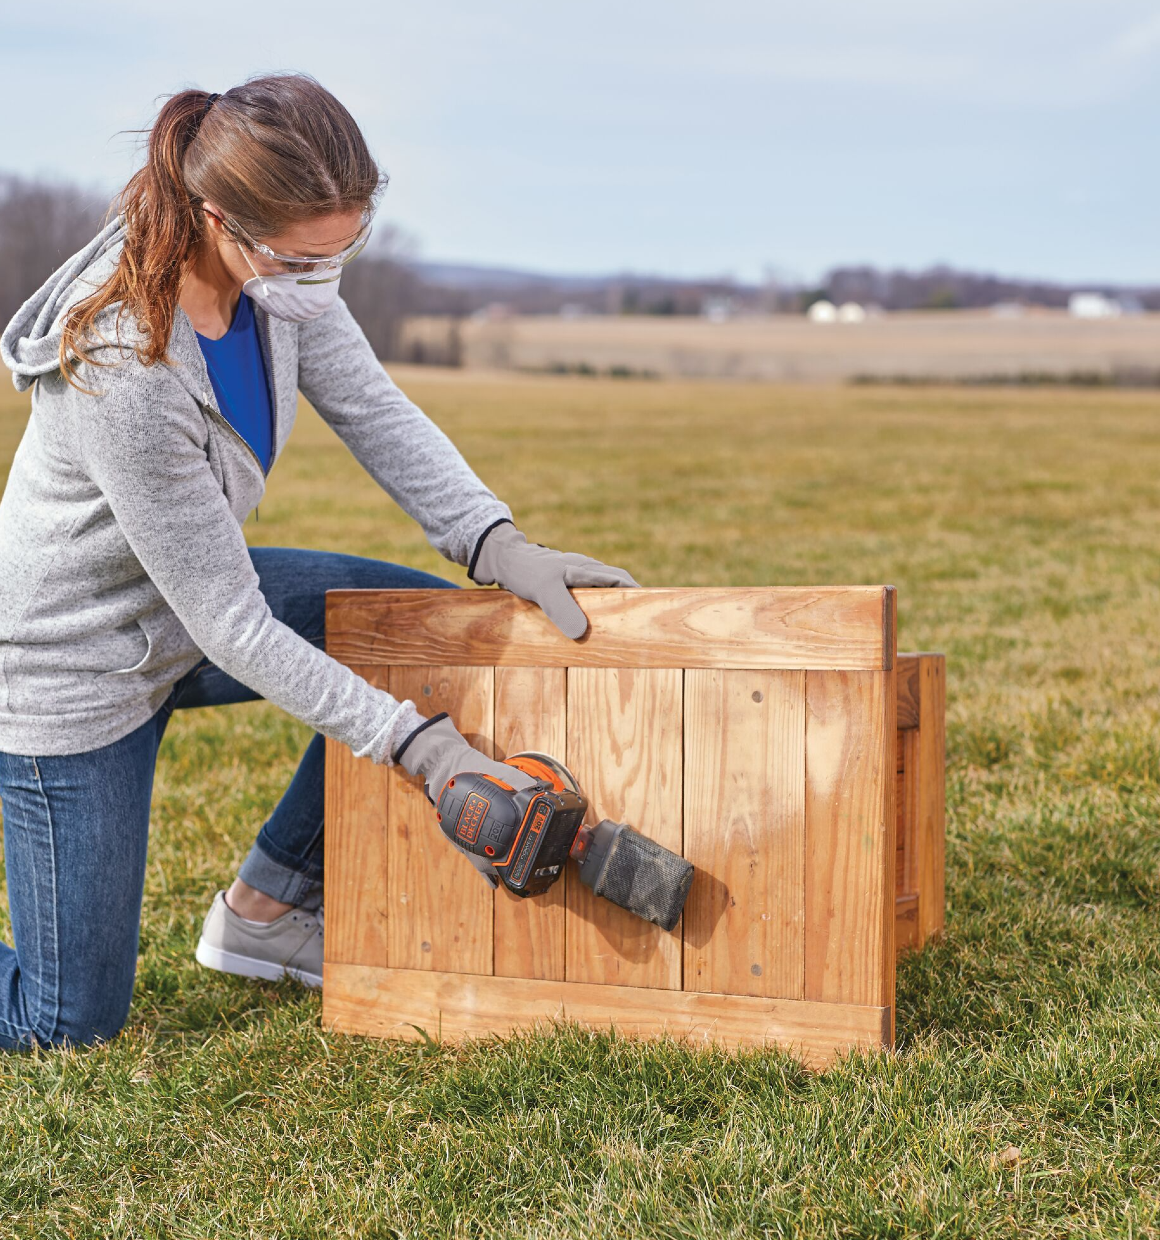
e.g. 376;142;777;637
60;74;384;389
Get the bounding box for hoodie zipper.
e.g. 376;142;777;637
201;404;265;521
199;305;279;520
257;308;279;468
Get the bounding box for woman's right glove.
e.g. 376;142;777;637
468;519;640;640
392;712;538;887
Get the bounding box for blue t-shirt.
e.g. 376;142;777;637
195;293;273;473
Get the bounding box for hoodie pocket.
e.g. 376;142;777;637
91;620;153;707
93;609;196;706
4;621;156;719
100;620;154;677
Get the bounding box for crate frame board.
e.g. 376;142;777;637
323;587;945;1068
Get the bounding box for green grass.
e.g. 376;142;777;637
2;367;1160;1237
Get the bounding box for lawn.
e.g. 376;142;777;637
1;366;1159;1238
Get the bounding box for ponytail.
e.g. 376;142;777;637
60;75;383;391
60;89;215;390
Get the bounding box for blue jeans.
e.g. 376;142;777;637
0;548;457;1050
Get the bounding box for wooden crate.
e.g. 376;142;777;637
322;587;945;1069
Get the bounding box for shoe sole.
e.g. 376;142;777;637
195;938;322;989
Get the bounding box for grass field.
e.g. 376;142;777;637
2;366;1160;1237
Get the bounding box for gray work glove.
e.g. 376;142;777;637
468;519;640;640
392;712;537;888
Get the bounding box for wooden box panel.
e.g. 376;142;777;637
492;667;568;981
683;669;805;1000
323;587;943;1068
893;653;947;954
384;666;495;975
565;667;684;989
804;670;895;1015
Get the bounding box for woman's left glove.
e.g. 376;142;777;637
393;712;539;888
467;519;640;639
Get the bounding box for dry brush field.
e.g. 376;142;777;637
402;310;1160;383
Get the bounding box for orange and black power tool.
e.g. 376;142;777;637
434;753;693;932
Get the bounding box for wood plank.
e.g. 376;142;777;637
492;666;568;981
323;962;891;1069
916;655;947;942
803;671;892;1007
385;666;495;975
683;669;806;999
326;587;893;671
565;667;683;989
895;894;919;955
895;758;908;893
896;653;921;730
898;728;919;897
881;662;898;1039
323;663;392;968
882;586;897;672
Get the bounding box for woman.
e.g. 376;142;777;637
0;75;637;1050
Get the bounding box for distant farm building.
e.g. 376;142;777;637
990;301;1025;318
1068;293;1121;319
702;296;737;323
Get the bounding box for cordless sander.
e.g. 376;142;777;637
434;753;693;932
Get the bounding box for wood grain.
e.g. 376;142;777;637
882;585;896;672
326;587;893;671
385;665;496;975
894;894;919;955
896;653;922;731
492;666;568;980
683;669;806;999
881;662;898;1037
898;727;918;898
895;749;908;894
565;667;683;989
323;662;392;968
323;962;891;1068
803;671;892;1007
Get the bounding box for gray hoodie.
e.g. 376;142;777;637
0;220;512;760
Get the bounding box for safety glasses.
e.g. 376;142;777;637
208;210;373;280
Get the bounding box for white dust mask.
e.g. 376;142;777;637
238;245;342;323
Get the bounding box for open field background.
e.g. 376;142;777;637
402;311;1160;383
1;365;1160;1236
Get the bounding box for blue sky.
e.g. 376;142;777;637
2;1;1157;284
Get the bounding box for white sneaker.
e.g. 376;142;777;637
195;890;324;989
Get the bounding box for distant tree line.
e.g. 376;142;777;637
3;172;1159;345
410;273;745;318
0;174;109;332
0;173;751;354
819;264;1160;312
0;173;424;359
